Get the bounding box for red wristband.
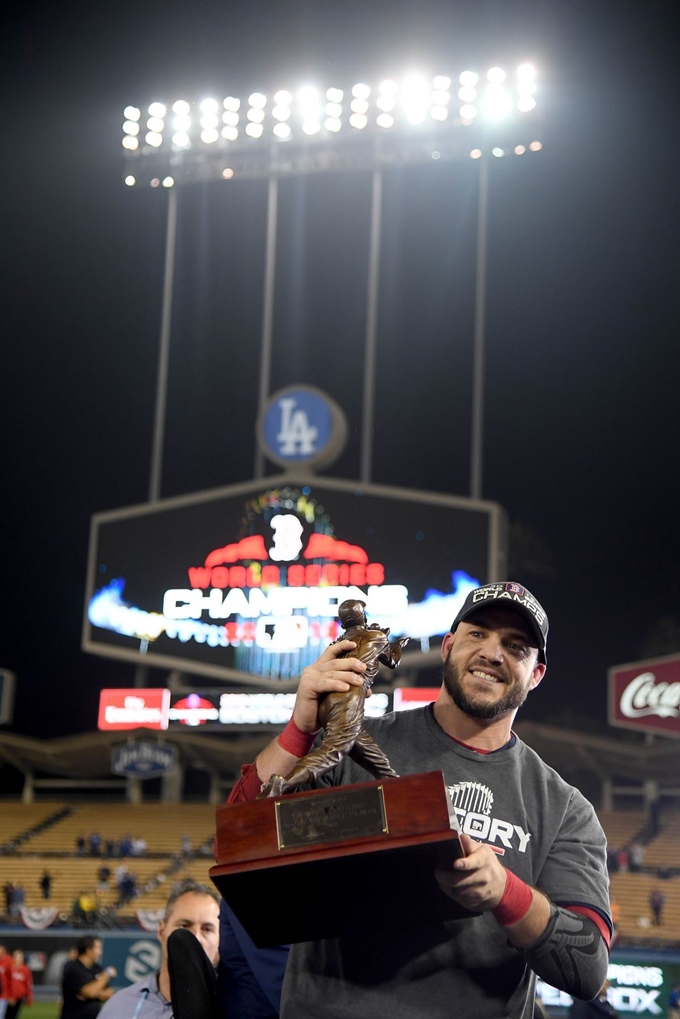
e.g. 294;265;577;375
492;869;533;926
277;718;317;757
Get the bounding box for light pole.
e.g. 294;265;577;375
121;66;541;500
361;167;383;484
470;154;489;501
254;175;279;480
148;186;178;503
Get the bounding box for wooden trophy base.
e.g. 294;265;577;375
210;770;475;947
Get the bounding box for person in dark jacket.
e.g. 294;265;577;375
217;899;289;1018
39;870;52;899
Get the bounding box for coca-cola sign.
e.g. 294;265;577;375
609;654;680;738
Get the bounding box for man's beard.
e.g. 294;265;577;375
442;657;529;719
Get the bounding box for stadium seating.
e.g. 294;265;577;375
0;802;70;849
0;801;218;915
610;872;680;941
2;801;679;934
596;810;647;848
0;855;215;912
640;811;680;870
26;802;216;855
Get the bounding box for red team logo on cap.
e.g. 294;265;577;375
505;583;525;596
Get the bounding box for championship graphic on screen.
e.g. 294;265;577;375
84;477;501;683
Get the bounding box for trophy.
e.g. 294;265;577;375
210;600;470;947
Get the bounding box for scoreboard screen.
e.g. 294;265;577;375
83;475;504;685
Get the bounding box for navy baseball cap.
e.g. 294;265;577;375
450;582;548;664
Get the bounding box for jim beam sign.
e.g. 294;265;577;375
609;653;680;739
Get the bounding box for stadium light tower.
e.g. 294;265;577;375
121;64;542;500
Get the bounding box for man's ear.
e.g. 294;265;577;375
441;631;455;661
529;662;546;691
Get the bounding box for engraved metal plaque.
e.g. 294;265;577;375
275;785;388;851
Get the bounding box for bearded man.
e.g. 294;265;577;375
229;582;612;1019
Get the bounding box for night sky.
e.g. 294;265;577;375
2;0;679;744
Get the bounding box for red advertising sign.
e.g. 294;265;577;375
98;689;170;731
608;654;680;739
393;688;440;711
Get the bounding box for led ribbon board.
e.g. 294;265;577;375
96;688;442;731
83;475;503;686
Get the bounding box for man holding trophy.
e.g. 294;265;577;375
227;583;612;1019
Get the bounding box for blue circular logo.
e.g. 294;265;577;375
258;386;347;470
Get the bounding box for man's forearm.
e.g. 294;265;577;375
516;903;609;1000
80;971;112;1000
257;715;319;782
255;739;300;785
501;885;552;948
491;870;609;999
228;722;317;802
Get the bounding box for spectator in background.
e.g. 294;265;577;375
96;867;110;895
89;834;101;858
629;840;644;873
0;943;14;1019
649;887;665;925
181;835;191;859
55;948;79;1017
114;866;127;908
10;887;24;920
60;936;116;1019
75;836;86;857
5;950;32;1019
118;836;132;858
2;885;13;920
667;982;680;1019
97;878;220;1019
617;847;629;873
116;870;136;908
104;839;116;859
650;798;661;838
39;869;52;900
72;894;85;928
124;872;137;905
78;892;97;926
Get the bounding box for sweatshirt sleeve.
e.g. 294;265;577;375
537;787;612;937
227;763;262;803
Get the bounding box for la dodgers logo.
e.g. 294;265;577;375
276;397;318;455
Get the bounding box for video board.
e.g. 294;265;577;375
83;475;504;686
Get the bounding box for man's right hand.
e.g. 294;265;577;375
292;640;366;732
252;641;367;788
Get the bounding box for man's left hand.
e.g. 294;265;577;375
435;833;507;911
